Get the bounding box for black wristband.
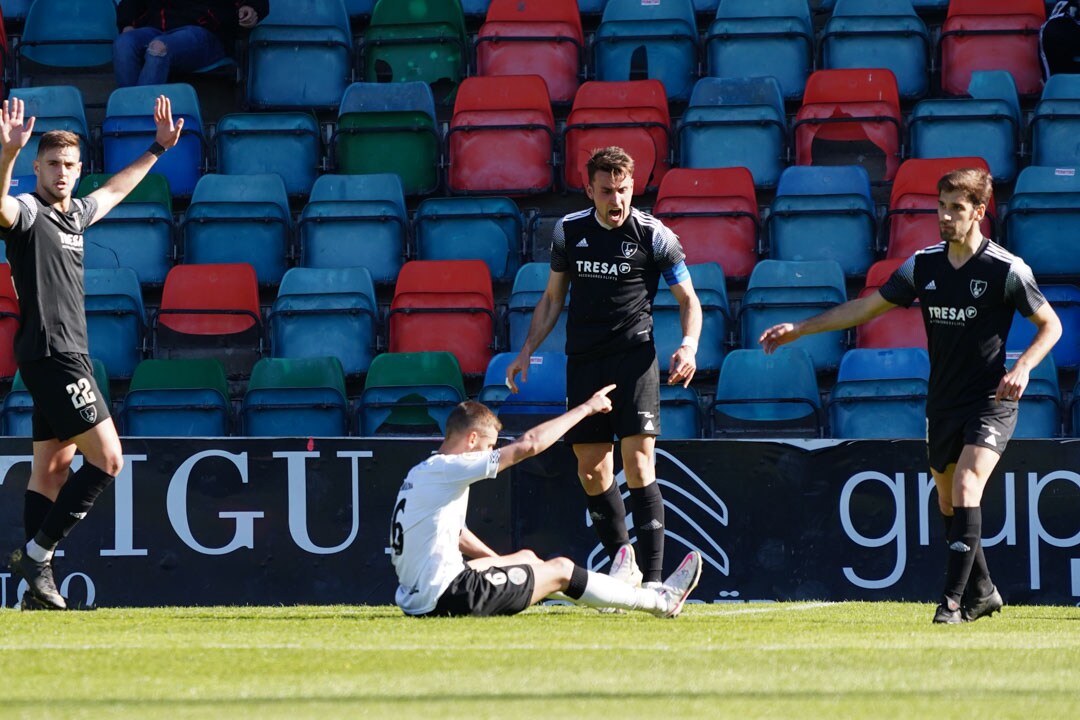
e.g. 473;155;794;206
147;141;166;158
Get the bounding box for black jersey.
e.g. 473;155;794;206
551;206;686;357
0;192;98;362
879;239;1047;413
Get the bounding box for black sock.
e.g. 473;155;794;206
23;490;55;542
946;510;993;599
37;463;115;547
629;483;665;584
566;565;589;600
943;506;981;606
585;482;629;562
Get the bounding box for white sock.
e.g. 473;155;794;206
26;539;54;563
576;571;666;614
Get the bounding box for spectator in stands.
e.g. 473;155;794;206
389;388;703;618
760;168;1061;625
505;146;702;595
1042;1;1080;77
113;0;270;87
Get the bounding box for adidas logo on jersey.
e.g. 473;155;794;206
924;280;937;290
576;238;589;248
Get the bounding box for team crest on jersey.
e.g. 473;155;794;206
970;279;988;298
621;241;638;258
80;406;97;424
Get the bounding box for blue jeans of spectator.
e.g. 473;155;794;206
113;25;225;87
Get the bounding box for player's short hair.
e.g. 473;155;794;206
586;146;635;185
445;401;502;440
938;167;992;208
36;130;81;159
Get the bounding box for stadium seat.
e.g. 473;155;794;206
461;0;492;17
84;267;145;380
120;358;231;437
506;262;568;354
766;166;875;277
361;0;466;99
477;352;567;433
563;80;670;193
77;173;174;286
820;0;930;100
388;260;496;375
0;263;19;380
16;0;115;82
357;351;466;435
182;174;291;286
475;0;584;104
793;69;902;183
268;266;378;377
706;0;814;101
103;83;205;196
828;347;929;439
578;0;608;13
655;262;730;375
712;347;822;437
1007;354;1061;438
346;0;376;20
9;86;92;177
414;196;523;282
653;168;759;280
246;0;353;109
1032;75;1080;167
332;82;440;196
593;0;698;103
739;259;848;371
855;258;928;350
215;113;321;199
1006;285;1080;370
3;359;109;437
242;356;349;437
153;263;264;378
909;71;1022;183
676;77;787;189
658;384;705;439
1;0;31;26
939;0;1045;98
1005;166;1080;279
884;157;995;260
446;75;555;195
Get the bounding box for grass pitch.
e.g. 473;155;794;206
2;602;1079;719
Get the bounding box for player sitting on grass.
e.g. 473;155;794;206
389;385;702;618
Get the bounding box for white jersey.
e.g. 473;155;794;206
389;450;501;615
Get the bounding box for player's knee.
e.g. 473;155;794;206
97;451;124;478
547;556;575;580
147;39;167;57
517;549;541;564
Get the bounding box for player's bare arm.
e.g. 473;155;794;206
0;98;35;228
759;291;897;353
497;385;614;471
996;302;1062;402
88;95;184;222
667;279;702;388
506;269;570;392
458;527;497;559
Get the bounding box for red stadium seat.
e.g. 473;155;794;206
0;264;20;380
563;80;670;194
476;0;583;104
794;69;902;183
389;260;496;375
447;75;555;195
885;157;995;260
653;168;759;280
856;259;928;350
940;0;1045;97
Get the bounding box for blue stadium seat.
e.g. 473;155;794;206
215;113;321;199
478;352;567;433
3;359;109;436
242;356;350;437
79;173;174;286
345;0;376;19
712;347;821;437
1005;166;1080;279
738;259;848;371
103;83;206;196
1008;354;1061;438
766;165;875;277
677;77;787;189
820;0;930;100
269;267;378;377
909;71;1021;183
413;196;523;282
659;384;704;439
461;0;492;16
593;0;698;103
655;262;730;375
298;173;408;285
246;0;352;109
1032;75;1080;167
1006;285;1080;371
1;0;32;24
357;351;467;435
706;0;814;100
828;347;929;439
84;267;146;380
9;86;91;176
578;0;608;13
121;358;231;437
16;0;115;82
182;174;291;286
507;262;568;354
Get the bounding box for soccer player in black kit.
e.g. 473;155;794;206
506;147;703;590
760;168;1061;624
1;96;183;609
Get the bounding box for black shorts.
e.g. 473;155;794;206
425;564;536;617
18;353;111;442
927;398;1018;473
565;343;660;444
